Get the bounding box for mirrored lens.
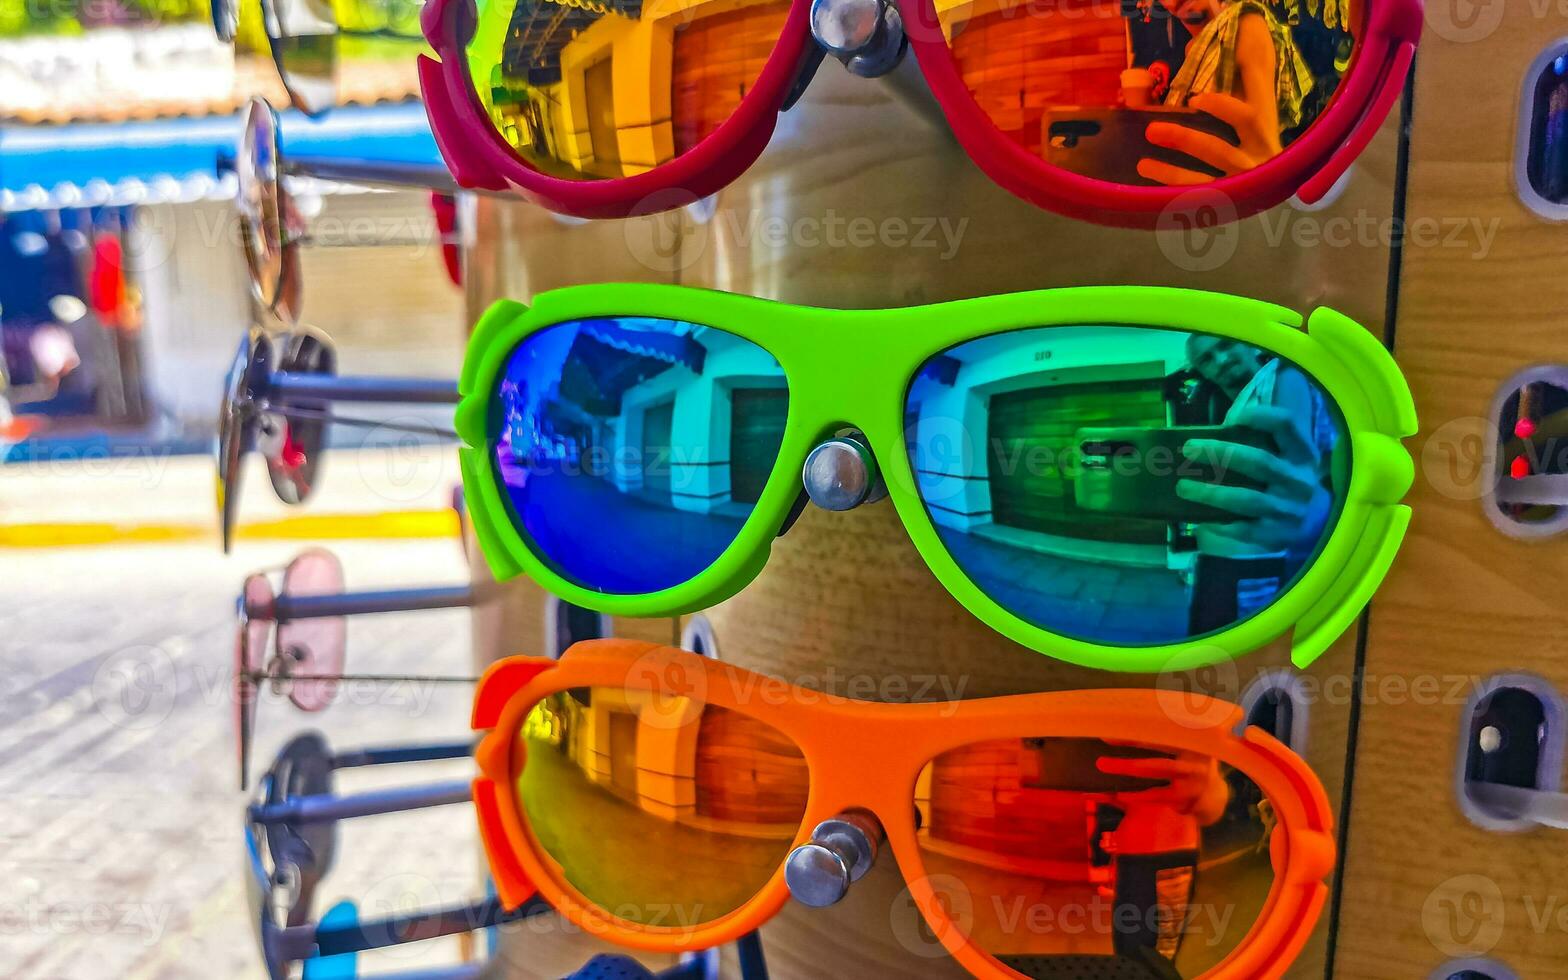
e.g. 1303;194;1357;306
913;736;1277;976
465;0;792;180
935;0;1358;186
515;689;808;926
268;0;340;113
490;316;787;595
905;325;1346;646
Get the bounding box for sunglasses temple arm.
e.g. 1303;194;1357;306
361;967;484;980
268;372;461;405
287;156;462;195
273;586;475;621
780;45;826;112
736;930;769;980
250;780;471;825
333;741;478;767
311;894;553;958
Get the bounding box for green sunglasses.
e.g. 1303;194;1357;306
455;285;1415;673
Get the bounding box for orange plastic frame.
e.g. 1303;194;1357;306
471;640;1337;980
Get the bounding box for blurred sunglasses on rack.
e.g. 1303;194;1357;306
467;640;1336;980
246;731;767;979
218;102;464;552
417;0;1420;225
211;0;427;118
245;732;545;979
455;284;1415;672
234;547;478;790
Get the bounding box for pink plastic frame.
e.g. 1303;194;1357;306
419;0;1422;226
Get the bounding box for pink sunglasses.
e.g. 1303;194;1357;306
418;0;1419;227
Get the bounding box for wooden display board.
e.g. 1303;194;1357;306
1331;8;1568;979
466;57;1407;980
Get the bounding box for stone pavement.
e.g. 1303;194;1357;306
0;537;483;979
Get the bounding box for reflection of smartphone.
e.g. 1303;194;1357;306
1043;107;1240;186
1025;738;1174;794
1074;424;1276;523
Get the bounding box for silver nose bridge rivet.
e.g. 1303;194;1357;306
803;435;887;512
785;811;885;907
808;0;907;78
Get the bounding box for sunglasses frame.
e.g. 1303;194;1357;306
469;640;1339;980
417;0;1421;224
455;284;1414;672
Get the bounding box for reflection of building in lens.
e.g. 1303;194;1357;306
494;317;785;594
526;692;806;829
471;0;791;178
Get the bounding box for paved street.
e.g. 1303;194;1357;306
0;537;483;979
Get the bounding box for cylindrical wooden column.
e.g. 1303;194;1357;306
467;57;1405;979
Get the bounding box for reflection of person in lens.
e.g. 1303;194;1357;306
923;737;1264;973
1137;0;1313;184
1178;336;1337;628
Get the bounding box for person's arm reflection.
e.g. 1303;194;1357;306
1137;0;1313;183
1098;748;1231;826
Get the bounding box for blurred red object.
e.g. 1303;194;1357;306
89;235;128;329
431;193;461;287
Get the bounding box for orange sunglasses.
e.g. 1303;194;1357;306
471;640;1335;980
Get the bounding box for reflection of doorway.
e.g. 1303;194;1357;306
641;401;674;499
985;379;1165;544
585;58;620;172
609;710;639;798
728;388;788;504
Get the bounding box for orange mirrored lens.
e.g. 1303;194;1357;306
466;0;791;180
912;736;1276;975
937;0;1357;186
514;689;808;927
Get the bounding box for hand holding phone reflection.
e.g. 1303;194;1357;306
1175;404;1331;555
1139;92;1284;184
1097;746;1231;826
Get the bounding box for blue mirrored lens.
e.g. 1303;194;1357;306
491;317;787;595
906;326;1345;647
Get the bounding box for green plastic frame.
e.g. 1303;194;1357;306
456;285;1416;672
